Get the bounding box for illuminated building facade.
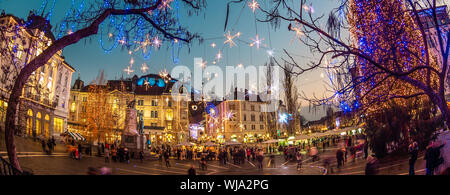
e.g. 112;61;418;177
0;13;75;139
69;74;189;145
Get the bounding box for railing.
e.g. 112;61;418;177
0;155;32;175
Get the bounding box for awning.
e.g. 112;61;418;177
63;131;86;141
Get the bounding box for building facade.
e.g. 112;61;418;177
68;74;189;146
0;13;74;139
418;5;450;97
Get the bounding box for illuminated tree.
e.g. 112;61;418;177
2;0;205;171
237;0;449;132
84;71;114;144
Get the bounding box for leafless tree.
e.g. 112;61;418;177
229;0;449;131
2;0;206;171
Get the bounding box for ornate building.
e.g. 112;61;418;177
0;13;75;139
68;74;189;146
204;89;274;143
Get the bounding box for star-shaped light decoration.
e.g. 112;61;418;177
211;43;216;48
140;63;149;73
159;69;170;83
123;65;134;76
224;111;235;121
289;22;304;44
224;31;241;48
250;34;264;49
152;36;162;49
248;0;259;13
159;0;174;11
198;60;207;69
143;79;150;90
135;34;151;53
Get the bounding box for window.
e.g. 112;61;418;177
260;125;264;130
152;100;158;106
260;115;264;121
54;118;64;134
73;95;76;101
168;101;172;107
244;114;247;121
71;103;76;112
167;123;172;130
82;97;87;102
138;100;144;106
252;125;255;130
251;105;255;111
151;111;158;118
251;115;255;121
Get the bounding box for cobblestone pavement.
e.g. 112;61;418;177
0;136;425;175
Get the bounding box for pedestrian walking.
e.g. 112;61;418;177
408;140;419;175
336;148;344;169
124;147;130;164
425;141;446;175
111;147;117;162
296;152;303;170
41;139;47;153
164;151;171;168
139;151;144;163
188;165;196;175
105;147;110;163
269;154;276;168
256;150;264;171
78;143;83;160
365;155;378;175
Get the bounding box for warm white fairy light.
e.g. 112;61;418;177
124;66;134;76
144;79;150;90
211;43;216;48
216;51;222;61
248;0;259;13
250;34;264;49
140;63;149;73
238;63;243;68
303;4;315;13
159;0;174;11
267;49;274;57
129;57;135;65
224;31;241;48
159;69;170;82
118;37;127;45
67;29;73;35
135;34;151;53
198;60;207;68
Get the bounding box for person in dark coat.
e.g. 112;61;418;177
408;140;419;175
78;143;83;160
188;165;196;175
365;155;378;175
41;140;47;153
425;141;446;175
336;148;344;168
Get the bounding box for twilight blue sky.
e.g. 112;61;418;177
0;0;341;120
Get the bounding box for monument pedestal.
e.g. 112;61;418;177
121;104;146;156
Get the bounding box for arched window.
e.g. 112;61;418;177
26;109;33;136
36;112;42;136
44;114;50;138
